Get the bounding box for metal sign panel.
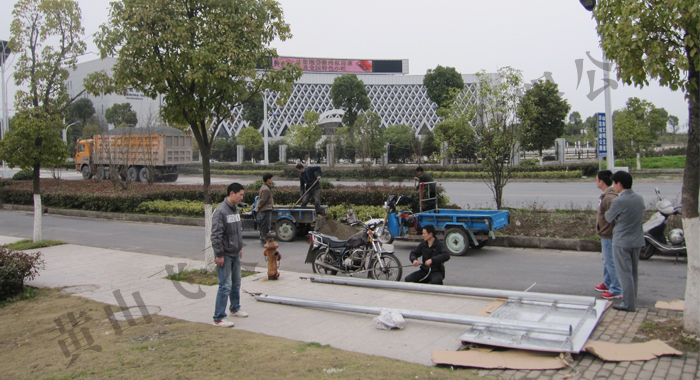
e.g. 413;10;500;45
597;112;607;158
459;299;608;353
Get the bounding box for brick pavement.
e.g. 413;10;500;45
473;307;699;380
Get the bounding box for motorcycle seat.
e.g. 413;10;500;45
320;234;346;248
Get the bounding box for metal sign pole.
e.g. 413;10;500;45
1;40;10;179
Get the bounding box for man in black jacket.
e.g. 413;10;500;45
405;225;450;284
296;163;322;215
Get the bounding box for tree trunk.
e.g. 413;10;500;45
201;148;216;272
32;162;41;242
682;64;700;334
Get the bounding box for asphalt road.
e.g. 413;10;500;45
3;167;683;210
0;210;687;308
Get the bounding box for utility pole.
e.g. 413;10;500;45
1;40;11;179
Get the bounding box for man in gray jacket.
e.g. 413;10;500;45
605;171;645;312
212;182;248;327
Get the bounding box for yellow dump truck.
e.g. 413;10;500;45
75;127;193;182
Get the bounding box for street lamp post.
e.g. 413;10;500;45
580;0;616;170
1;40;11;179
62;121;81;143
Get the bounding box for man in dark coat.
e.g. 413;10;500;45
296;163;323;215
405;225;451;285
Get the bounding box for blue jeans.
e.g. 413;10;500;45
213;255;242;322
601;238;622;295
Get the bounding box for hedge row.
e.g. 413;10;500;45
0;179;448;213
434;170;583;179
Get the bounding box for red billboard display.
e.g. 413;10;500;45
270;57;403;74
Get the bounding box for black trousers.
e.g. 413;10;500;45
405;268;444;285
301;189;322;215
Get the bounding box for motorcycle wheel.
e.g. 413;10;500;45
640;244;656;260
376;224;394;244
368;253;403;281
311;249;338;275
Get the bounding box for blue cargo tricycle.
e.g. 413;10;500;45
376;182;510;256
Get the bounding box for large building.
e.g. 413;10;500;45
67;57;481;136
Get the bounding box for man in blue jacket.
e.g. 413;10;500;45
405;225;451;285
211;182;248;327
605;171;645;312
296;163;323;215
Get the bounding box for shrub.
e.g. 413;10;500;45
12;171;33;181
0;246;45;302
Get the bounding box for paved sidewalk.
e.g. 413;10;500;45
4;235;697;379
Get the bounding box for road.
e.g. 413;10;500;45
2;167;683;210
0;210;687;308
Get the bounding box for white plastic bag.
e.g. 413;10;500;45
373;310;406;330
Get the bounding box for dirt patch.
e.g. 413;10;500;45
634;317;699;353
316;219;361;240
0;288;482;380
165;269;256;286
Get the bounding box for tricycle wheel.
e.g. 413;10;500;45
470;238;489;249
312;249;338;275
275;219;297;242
376;224;394;244
368;253;402;281
444;228;469;256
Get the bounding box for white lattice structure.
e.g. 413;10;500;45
217;72;481;138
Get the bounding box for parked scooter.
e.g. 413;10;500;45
305;220;403;281
641;188;686;260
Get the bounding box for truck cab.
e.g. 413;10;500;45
75;139;93;174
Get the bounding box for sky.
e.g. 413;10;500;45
0;0;690;131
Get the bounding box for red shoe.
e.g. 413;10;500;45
601;292;623;300
595;283;608;292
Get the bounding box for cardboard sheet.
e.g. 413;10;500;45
432;348;571;370
475;299;506;317
583;340;682;361
655;300;685;311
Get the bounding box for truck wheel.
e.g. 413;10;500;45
127;167;140;182
139;167;151;183
275;220;297;242
164;174;178;182
81;165;93;180
96;166;107;180
444;228;469;256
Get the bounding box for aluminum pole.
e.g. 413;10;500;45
263;91;269;165
1;54;8;179
603;54;615;170
307;276;597;307
254;294;573;336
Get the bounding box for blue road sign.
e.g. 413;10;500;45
597;112;607;158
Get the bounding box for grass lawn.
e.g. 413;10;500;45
0;288;480;380
617;155;686;169
165;268;256;286
3;239;65;251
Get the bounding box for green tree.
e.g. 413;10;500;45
423;65;464;109
330;74;370;149
8;0;86;242
566;111;583;136
237;126;263;161
415;129;437;163
355;111;386;165
517;80;571;158
433;111;476;163
612;97;668;159
446;67;522;209
334;125;356;162
85;0;302;268
594;0;700;333
668;115;680;134
285;110;322;162
241;95;266;129
64;98;95;154
105;103;138;128
385;125;416;163
211;136;237;162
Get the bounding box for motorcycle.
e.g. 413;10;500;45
641;188;686;260
376;195;417;245
305;220;403;281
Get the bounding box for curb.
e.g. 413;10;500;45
2;204;601;252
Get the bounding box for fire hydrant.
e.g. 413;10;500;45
263;238;280;280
